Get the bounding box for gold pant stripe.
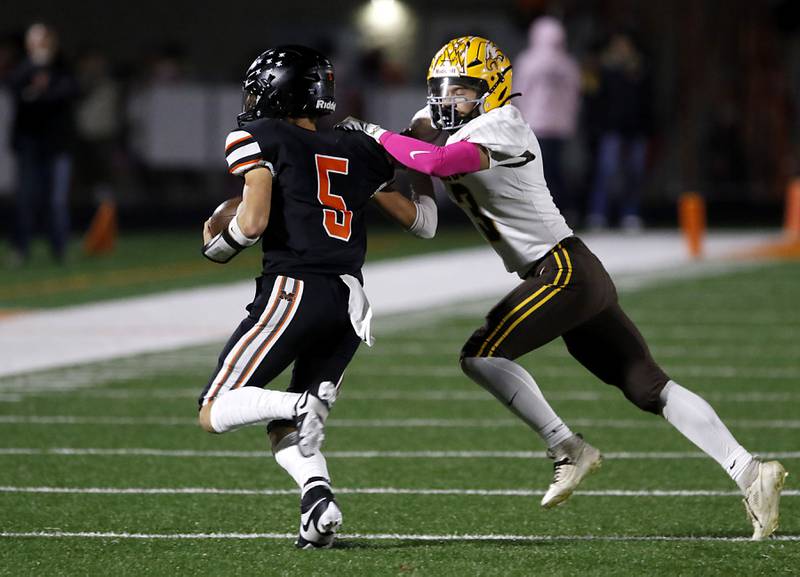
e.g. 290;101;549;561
553;250;564;286
480;244;573;358
560;246;573;286
487;286;563;357
475;246;563;358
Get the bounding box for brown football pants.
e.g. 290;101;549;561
461;236;670;414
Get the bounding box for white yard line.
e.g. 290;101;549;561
0;231;779;378
342;390;800;403
400;324;800;340
2;415;800;429
0;485;798;498
1;530;798;543
2;388;796;404
346;366;800;379
366;343;800;360
1;448;798;459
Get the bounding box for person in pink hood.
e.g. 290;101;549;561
514;17;581;224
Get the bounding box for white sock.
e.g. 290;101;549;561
461;357;573;448
274;433;331;490
209;387;300;433
660;380;755;491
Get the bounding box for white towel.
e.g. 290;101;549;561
339;274;374;346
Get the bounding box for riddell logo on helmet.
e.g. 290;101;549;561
316;100;336;111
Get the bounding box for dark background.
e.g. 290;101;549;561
2;0;800;232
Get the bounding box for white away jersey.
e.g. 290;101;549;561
439;105;573;275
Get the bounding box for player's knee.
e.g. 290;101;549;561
460;340;481;362
621;385;662;414
460;338;508;364
198;402;217;433
459;354;476;377
619;361;669;414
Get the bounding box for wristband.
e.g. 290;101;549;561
202;216;259;263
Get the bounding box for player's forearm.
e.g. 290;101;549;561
372;191;417;229
372;189;437;239
377;132;481;177
237;169;272;237
236;202;269;238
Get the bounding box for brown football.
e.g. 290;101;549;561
207;196;242;237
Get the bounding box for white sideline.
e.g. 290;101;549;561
0;231;777;378
2;415;800;430
1;485;798;498
1;530;798;543
2;447;799;459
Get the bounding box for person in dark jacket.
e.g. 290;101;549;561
587;32;653;231
9;23;78;264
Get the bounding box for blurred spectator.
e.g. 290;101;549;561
514;16;581;225
8;23;78;265
75;50;122;204
0;34;22;83
586;31;653;231
146;44;188;84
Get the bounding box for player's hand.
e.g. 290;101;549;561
402;116;443;143
334;116;387;142
203;218;213;244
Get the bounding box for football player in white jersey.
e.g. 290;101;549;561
337;36;787;540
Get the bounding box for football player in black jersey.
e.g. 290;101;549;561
196;45;436;549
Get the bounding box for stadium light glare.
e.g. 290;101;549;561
359;0;413;38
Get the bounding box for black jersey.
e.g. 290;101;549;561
224;119;394;280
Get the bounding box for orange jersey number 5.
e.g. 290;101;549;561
315;154;353;241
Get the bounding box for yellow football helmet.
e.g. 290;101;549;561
426;36;513;130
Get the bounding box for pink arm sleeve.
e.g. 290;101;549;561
378;131;482;177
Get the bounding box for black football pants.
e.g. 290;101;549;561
198;273;361;410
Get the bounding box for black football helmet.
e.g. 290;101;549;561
237;45;336;126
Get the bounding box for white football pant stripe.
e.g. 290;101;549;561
202;276;301;404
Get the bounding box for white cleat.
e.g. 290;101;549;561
296;480;342;549
541;435;603;509
743;460;788;540
294;382;337;458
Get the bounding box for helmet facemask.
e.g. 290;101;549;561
427;76;488;130
238;82;266;124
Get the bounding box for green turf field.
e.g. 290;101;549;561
0;227;481;309
0;262;798;576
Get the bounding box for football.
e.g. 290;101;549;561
207;196;242;237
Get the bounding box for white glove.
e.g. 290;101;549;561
334;116;387;142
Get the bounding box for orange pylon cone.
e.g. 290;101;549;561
83;199;118;255
784;178;800;241
678;192;706;259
